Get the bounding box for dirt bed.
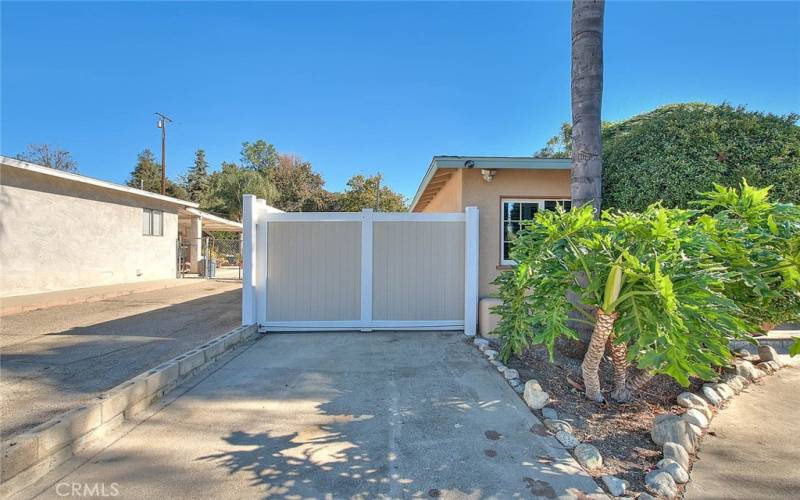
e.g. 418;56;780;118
505;344;705;494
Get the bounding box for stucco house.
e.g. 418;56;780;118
410;155;572;335
0;155;241;297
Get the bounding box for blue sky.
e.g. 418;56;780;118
2;1;799;199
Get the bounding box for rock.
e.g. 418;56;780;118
484;349;498;360
711;383;735;400
473;337;490;350
541;407;558;420
731;360;763;381
496;364;508;373
758;344;780;363
757;362;774;374
601;475;629;497
651;414;697;453
767;360;781;372
508;378;521;388
543;419;573;434
638;494;657;500
721;374;744;393
702;385;723;406
504;368;519;380
676;392;713;419
490;359;503;368
513;384;524;394
682;408;709;428
573;443;603;470
734;374;751;386
645;470;678;498
735;348;751;357
663;442;690;471
523;380;550;410
657;459;690;484
555;430;580;449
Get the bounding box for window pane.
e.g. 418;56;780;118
521;203;538;220
563;200;572;211
544;200;557;211
142;209;151;235
504;222;521;240
503;242;512;261
504;202;520;221
153;210;163;236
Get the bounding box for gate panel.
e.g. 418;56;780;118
372;221;464;321
266;221;361;321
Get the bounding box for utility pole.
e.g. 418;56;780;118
375;173;381;211
155;112;173;195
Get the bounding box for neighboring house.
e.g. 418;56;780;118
410;156;572;335
0;156;241;297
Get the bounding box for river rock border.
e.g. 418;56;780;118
643;344;788;499
471;335;790;499
470;337;608;489
0;324;260;498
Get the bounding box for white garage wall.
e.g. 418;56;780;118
0;165;180;297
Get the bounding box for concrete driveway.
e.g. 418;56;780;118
0;281;241;439
27;331;605;499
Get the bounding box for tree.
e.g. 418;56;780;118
16;144;78;173
537;104;800;210
271;154;331;212
570;0;604;213
536;123;573;159
493;203;749;403
127;149;162;192
494;181;798;403
203;162;279;221
126;149;187;199
602;104;800;210
570;0;605;397
240;139;279;176
336;174;407;212
185;149;211;203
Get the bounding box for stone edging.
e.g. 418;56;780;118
643;344;788;499
468;335;789;499
0;324;260;497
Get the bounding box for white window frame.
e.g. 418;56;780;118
500;198;571;265
143;208;164;236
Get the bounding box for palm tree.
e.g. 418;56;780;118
571;0;606;401
571;0;604;212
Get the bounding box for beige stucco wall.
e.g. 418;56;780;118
422;169;462;213
418;168;571;298
0;165;180;297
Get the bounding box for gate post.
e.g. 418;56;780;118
256;200;269;328
242;194;256;326
464;207;479;336
360;208;374;331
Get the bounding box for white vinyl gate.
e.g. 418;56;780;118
241;195;479;334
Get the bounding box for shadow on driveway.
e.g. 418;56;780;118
0;286;241;438
31;332;606;499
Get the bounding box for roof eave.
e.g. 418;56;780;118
0;155;200;208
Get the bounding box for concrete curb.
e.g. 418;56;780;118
0;324;259;497
0;279;204;317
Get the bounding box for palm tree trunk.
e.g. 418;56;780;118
625;369;655;395
607;334;632;402
581;309;616;402
571;0;605;213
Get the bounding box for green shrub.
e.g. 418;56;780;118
602;104;800;210
493;181;799;402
